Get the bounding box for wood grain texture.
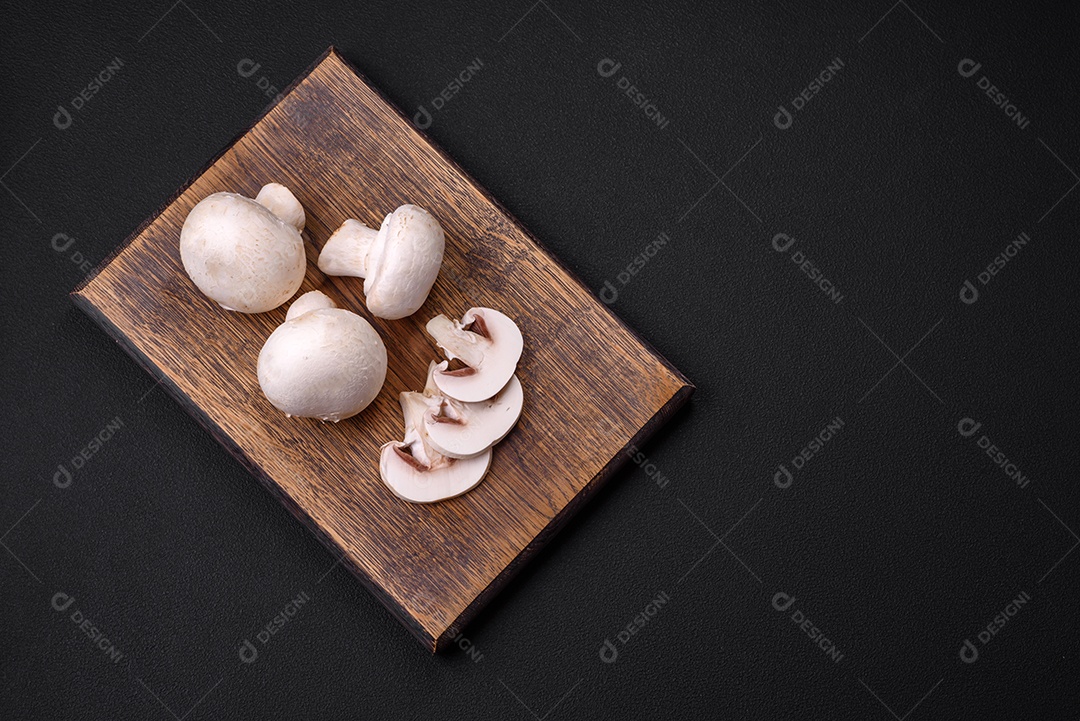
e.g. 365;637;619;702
72;47;693;652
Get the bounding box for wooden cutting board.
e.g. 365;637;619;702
72;47;693;652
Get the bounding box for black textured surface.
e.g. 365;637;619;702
2;1;1078;719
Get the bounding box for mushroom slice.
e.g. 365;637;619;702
379;391;491;503
421;361;523;458
425;308;523;402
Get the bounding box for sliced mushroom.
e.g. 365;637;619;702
318;204;445;320
425;308;523;402
379;390;491;503
257;291;387;422
421;361;523;459
180;183;306;313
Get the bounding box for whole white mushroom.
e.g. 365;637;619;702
318;204;445;320
257;291;387;422
180;183;307;313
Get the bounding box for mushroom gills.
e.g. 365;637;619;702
379;390;492;503
425;307;523;403
423;362;524;459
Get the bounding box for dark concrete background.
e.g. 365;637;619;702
2;1;1078;718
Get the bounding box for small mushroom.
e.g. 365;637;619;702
425;308;523;402
421;361;523;459
379;389;492;503
257;291;387;421
180;183;307;313
318;204;445;320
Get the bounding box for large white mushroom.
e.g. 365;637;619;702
180;183;307;313
318;204;445;320
425;308;523;402
257;291;387;422
379;389;492;504
421;361;523;459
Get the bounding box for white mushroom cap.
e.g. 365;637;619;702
425;308;523;402
180;184;306;313
379;390;491;503
257;291;387;421
318;204;445;320
422;361;523;459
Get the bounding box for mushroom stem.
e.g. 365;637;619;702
318;220;380;279
254;183;306;232
425;314;487;368
398;391;452;470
